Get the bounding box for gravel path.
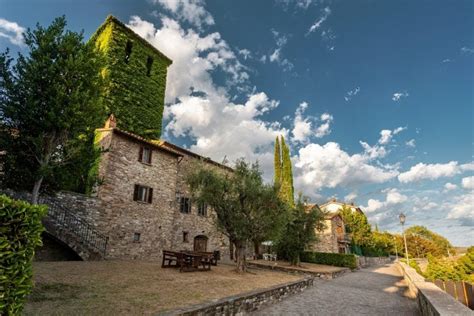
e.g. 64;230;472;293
253;263;419;316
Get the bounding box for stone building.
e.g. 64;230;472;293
308;199;365;254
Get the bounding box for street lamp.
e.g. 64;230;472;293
399;213;409;264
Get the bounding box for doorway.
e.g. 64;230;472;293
193;235;208;252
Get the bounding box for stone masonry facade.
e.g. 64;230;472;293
76;126;232;260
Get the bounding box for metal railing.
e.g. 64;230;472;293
1;190;108;257
39;196;108;257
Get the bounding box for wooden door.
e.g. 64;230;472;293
194;235;208;252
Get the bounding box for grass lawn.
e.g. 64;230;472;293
25;260;301;315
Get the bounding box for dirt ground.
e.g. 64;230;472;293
24;260;301;315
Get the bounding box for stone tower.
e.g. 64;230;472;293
90;15;172;139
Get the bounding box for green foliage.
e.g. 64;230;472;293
187;159;288;272
276;198;325;265
274;136;281;186
91;16;170;139
0;195;47;314
401;258;424;276
0;16;104;198
424;248;474;282
301;251;357;269
405;225;455;257
274;136;294;207
340;206;372;247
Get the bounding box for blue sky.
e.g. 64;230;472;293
1;0;473;246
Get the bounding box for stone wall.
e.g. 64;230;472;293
397;262;472;316
164;277;314;316
357;256;392;268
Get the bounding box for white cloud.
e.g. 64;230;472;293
345;192;358;202
344;87;360;102
238;48;251;60
294;142;398;195
406;139;416;148
378;127;406;145
462;176;474;190
461;47;474;54
358;127;405;159
392;91;409;101
442;58;452;63
398;161;473;183
0;18;25;46
315;113;333;138
154;0;214;29
444;182;458;191
307;7;331;35
128;16;286;180
267;30;293;71
291;103;333;143
363;188;408;213
446;192;474;221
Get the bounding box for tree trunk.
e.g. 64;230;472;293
234;241;247;273
253;241;260;259
31;176;43;204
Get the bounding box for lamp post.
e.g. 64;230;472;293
399;213;409;264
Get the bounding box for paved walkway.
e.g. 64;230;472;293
253;263;419;316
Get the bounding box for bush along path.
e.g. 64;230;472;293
252;263;420;316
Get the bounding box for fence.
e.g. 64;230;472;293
430;279;474;310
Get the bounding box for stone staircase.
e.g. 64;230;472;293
2;190;108;260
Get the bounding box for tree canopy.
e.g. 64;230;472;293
274;135;294;207
0;16;104;202
187;159;288;272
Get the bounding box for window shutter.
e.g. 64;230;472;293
133;185;139;201
148;188;153;203
138;147;143;162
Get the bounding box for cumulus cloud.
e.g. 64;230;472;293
307;7;331;35
128;15;286;179
267;30;293;71
154;0;214;29
359;127;406;160
363;188;408;213
344;87;360;102
398;161;474;183
238;48;251;60
0;18;25;46
446;192;474;222
444;182;458;191
345;192;358;202
291;103;333;143
293;142;399;195
462;176;474;190
392;91;409;101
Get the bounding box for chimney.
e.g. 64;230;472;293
104;114;117;128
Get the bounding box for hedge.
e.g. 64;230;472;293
0;195;47;315
301;251;358;269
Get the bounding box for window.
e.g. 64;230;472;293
183;231;189;243
198;203;207;217
178;197;191;214
133;232;141;242
125;40;133;63
133;184;153;203
138;146;152;164
146;56;153;76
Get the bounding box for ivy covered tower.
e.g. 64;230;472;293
90;15;172;139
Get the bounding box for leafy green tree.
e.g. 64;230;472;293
340;205;372;247
187;159;288;273
274;136;282;185
0;16;104;203
276;198;325;265
405;226;455;257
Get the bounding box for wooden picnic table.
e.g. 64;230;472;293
162;250;214;272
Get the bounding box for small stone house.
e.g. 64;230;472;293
88;115;232;260
308;199;365;254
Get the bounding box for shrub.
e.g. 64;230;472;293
301;251;358;269
0;195;47;315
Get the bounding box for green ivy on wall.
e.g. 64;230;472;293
90;16;172;139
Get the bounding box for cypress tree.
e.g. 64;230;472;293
274;136;282;185
279;136;294;207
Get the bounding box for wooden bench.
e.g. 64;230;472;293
162;250;183;268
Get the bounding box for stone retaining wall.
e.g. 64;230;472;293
163;277;314;316
247;261;349;280
397;262;472;316
357;256;392;268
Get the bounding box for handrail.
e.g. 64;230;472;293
1;190;108;257
39;196;108;257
